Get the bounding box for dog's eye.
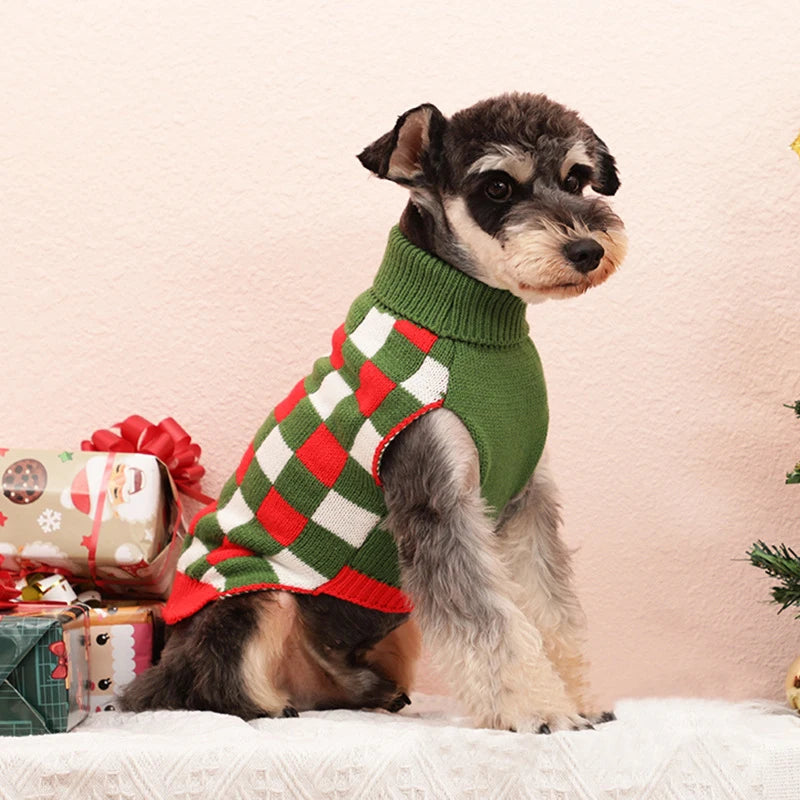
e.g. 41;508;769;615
485;178;513;202
563;164;591;195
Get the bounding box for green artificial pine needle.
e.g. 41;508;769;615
784;400;800;418
783;401;800;482
748;541;800;616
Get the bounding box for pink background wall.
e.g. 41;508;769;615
2;1;799;709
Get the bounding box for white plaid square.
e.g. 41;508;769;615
216;488;254;535
270;548;327;590
177;536;210;573
349;307;396;358
256;425;293;483
199;565;227;591
349;417;382;474
311;490;381;548
308;369;351;419
401;355;449;405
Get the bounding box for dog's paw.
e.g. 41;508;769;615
522;712;594;734
580;709;616;726
480;710;592;733
385;692;412;714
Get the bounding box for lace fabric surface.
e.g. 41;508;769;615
1;695;798;799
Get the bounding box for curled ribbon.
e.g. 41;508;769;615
82;415;213;505
48;641;68;680
0;553;26;601
0;571;20;602
0;567;79;605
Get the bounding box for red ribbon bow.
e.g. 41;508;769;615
82;415;213;505
49;641;68;680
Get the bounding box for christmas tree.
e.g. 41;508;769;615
748;400;800;613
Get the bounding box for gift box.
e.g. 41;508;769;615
0;603;90;735
86;602;164;712
0;449;183;598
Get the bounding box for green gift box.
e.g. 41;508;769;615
0;603;90;736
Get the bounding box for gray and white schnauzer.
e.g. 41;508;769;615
122;92;627;733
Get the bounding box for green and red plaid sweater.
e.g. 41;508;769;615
164;228;549;624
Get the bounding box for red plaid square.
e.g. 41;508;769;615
206;535;254;566
296;423;348;488
394;319;437;353
274;379;307;423
355;361;396;417
330;323;346;370
256;487;308;546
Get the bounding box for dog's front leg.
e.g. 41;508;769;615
495;452;597;717
381;409;589;732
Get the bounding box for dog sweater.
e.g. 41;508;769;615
163;227;549;624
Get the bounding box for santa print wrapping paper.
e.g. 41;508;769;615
87;603;163;713
0;603;90;736
0;449;183;598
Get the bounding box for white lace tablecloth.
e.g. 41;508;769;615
1;696;798;799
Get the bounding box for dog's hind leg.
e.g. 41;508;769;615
381;409;589;733
494;452;594;715
289;594;413;712
364;619;422;700
120;592;294;718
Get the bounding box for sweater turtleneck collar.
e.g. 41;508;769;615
371;227;530;347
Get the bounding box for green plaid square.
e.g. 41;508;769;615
271;455;330;514
371;328;428;383
370;386;423;437
213;555;280;588
349;527;403;588
332;458;385;516
289;520;357;580
279;397;322;450
325;394;362;451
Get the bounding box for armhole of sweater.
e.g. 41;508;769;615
372;399;446;486
369;325;454;487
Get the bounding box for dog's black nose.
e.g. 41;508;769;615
564;239;604;274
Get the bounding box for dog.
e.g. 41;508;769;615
121;92;627;733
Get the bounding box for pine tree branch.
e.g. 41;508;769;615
773;586;800;612
748;541;800;616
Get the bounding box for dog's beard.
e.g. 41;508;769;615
504;218;628;302
443;196;627;303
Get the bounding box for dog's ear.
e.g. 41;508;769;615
590;135;620;196
357;104;447;186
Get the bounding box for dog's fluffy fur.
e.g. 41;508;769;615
121;92;626;733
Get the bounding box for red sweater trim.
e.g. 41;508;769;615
164;566;413;623
318;566;413;614
163;571;221;624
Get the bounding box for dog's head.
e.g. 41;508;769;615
358;93;627;303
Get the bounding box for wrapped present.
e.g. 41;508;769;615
86;602;164;712
0;603;90;735
0;448;184;598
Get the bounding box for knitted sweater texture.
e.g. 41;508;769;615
163;228;548;624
